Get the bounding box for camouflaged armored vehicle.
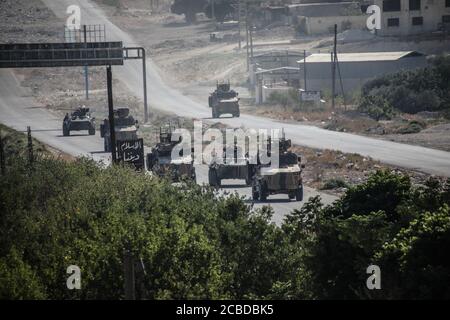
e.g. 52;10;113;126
208;145;254;187
62;106;95;136
146;125;196;183
99;108;138;152
208;82;240;118
251;137;304;201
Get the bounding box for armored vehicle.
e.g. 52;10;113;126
251;136;304;202
208;145;253;187
208;82;240;118
62;106;95;136
146;125;196;183
99;108;138;152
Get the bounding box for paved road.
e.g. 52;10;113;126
41;0;450;177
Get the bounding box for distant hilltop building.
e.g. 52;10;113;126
373;0;450;36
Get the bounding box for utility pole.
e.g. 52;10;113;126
249;23;254;60
211;0;215;21
238;0;242;50
303;50;307;91
142;48;148;123
331;24;337;109
83;25;89;100
27;126;34;170
0;131;5;175
106;65;117;163
245;3;250;71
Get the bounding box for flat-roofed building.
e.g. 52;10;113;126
297;51;427;93
374;0;450;36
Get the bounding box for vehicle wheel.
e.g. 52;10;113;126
234;111;240;117
191;170;197;183
252;184;259;201
104;138;110;152
63;125;69;136
259;182;267;201
296;185;304;201
208;168;218;187
89;126;95;135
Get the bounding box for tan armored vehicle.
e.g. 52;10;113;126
62;106;95;136
99;108;138;152
208;81;240;118
252;137;304;201
208;145;254;187
146;125;196;183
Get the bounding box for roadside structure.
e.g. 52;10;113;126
297;51;427;93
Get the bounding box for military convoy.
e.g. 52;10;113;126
99;108;139;152
251;136;304;202
60;98;304;202
208;82;240;118
146;125;196;183
62;106;96;136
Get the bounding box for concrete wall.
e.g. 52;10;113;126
257;85;292;104
304;15;367;35
302;55;427;93
374;0;450;36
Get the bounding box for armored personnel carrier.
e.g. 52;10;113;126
62;106;95;136
146;125;196;183
208;81;240;118
208;145;253;187
99;108;138;152
251;136;304;202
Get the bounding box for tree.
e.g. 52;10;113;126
171;0;208;23
204;0;236;23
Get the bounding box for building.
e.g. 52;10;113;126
374;0;450;36
297;51;427;93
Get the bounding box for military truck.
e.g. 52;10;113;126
146;125;196;183
62;106;95;136
208;82;240;118
208;145;253;187
99;108;139;152
251;136;304;201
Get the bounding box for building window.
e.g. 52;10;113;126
443;15;450;23
446;0;450;8
383;0;401;12
409;0;421;11
412;17;423;25
387;18;400;27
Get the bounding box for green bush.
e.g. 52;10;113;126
321;178;349;190
0;155;290;299
266;89;300;109
360;55;450;115
396;120;425;134
358;95;395;120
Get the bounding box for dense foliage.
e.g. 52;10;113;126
359;55;450;118
0;153;449;299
